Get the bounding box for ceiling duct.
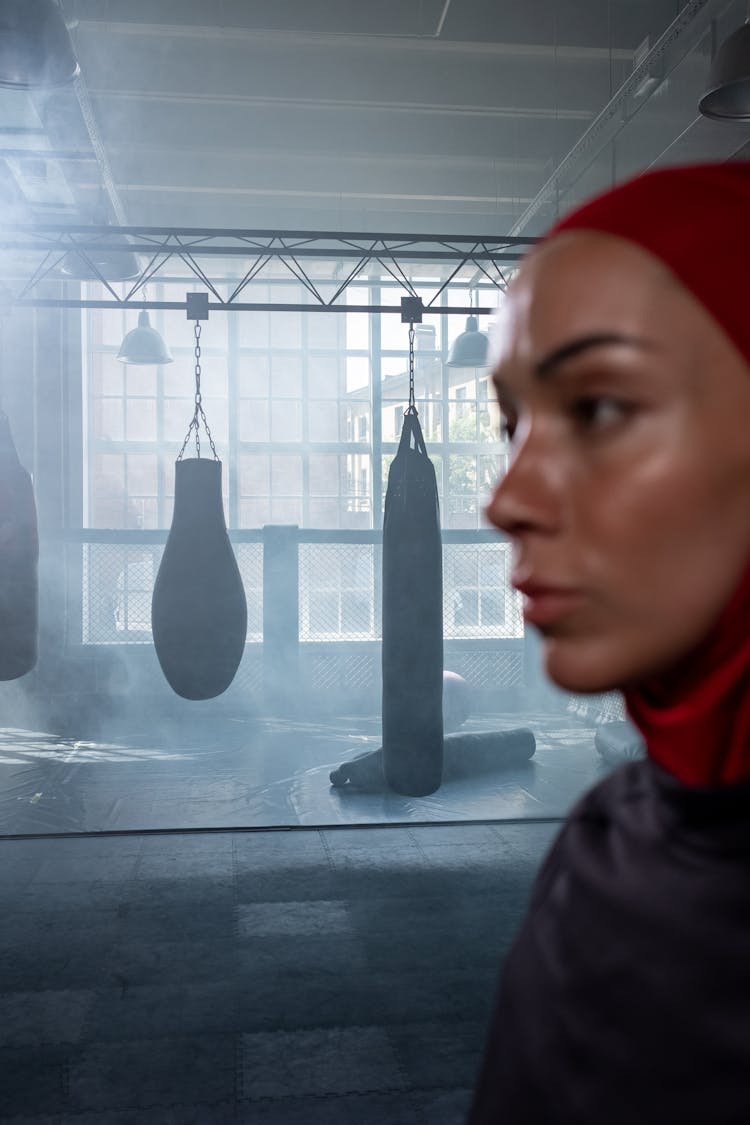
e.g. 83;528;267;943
0;0;79;89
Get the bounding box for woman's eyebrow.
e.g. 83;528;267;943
535;333;655;379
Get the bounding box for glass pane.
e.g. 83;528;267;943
307;315;340;349
308;354;340;397
127;453;158;495
126;398;157;442
90;353;123;395
271;497;302;523
308;400;340;442
164;399;193;444
449;401;478;441
237;354;270;397
381;312;411;351
309;454;340;496
270;399;302;442
308;499;340;526
94;398;124;441
239;306;270;348
239;497;270;526
270;308;301;349
346;311;369;350
346;356;369;393
135;497;159;530
271;454;302;494
126;366;157;397
271;354;303;398
240;454;270;495
163;363;193;397
239;398;269;441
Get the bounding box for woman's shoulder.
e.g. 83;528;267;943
569;757;750;853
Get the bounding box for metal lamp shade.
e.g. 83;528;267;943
446;316;490;368
117;311;173;365
60;249;141;282
0;0;79;88
699;21;750;120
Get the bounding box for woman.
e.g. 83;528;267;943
469;162;750;1124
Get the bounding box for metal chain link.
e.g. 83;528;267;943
406;321;417;414
177;320;219;460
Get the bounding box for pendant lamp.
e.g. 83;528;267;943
699;20;750;120
60;247;141;283
117;310;173;365
0;0;80;89
446;315;489;368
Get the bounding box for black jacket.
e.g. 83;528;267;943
468;759;750;1124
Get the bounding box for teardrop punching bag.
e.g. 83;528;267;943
0;412;38;679
382;409;444;796
151;457;247;700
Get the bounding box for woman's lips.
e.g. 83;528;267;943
513;580;585;626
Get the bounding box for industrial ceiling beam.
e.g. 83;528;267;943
0;224;536;312
510;0;735;236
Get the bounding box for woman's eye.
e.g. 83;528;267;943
570;396;629;431
499;415;516;441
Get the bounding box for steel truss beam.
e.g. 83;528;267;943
0;224;537;315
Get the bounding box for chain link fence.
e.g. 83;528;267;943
81;542;263;644
82;540;523;657
298;543;379;642
298;540;522;642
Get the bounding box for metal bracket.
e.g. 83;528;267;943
186;291;209;321
400;295;423;323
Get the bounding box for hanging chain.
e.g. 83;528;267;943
177;320;219;460
406;321;417;414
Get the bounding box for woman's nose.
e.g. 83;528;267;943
485;429;563;537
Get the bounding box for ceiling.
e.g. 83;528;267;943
0;0;749;243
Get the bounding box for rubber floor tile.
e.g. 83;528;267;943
67;1035;236;1111
0;1044;69;1118
236;900;354;938
386;1020;487;1089
0;1104;241;1125
104;936;238;987
233;868;340;904
83;982;241;1041
31;853;139;884
232;1089;425;1124
0;989;94;1047
411;1085;475;1123
239;1025;406;1100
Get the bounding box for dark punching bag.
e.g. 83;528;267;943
152;457;247;700
382;409;443;796
0;412;38;680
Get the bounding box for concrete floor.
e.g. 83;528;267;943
0;818;561;1123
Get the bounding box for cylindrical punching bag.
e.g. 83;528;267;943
382;410;443;796
151;457;247;700
0;412;38;680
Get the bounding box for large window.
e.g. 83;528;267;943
84;279;505;533
80;275;519;646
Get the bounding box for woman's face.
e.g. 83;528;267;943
486;230;750;693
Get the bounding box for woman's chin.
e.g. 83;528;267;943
542;640;625;696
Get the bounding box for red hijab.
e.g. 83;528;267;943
548;162;750;787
